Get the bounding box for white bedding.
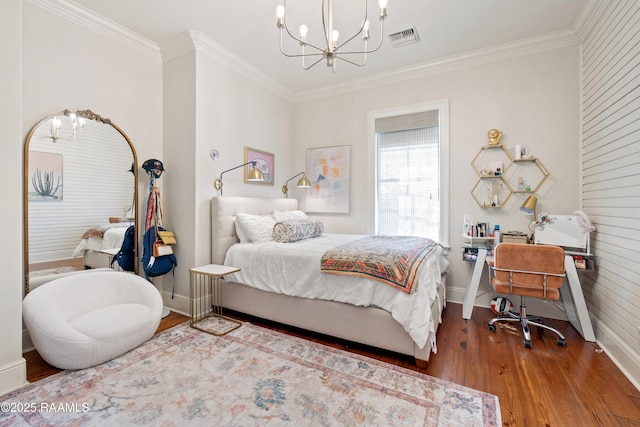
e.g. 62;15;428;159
224;234;449;349
71;223;131;257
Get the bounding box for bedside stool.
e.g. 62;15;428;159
189;264;241;336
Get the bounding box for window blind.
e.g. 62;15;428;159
375;110;440;240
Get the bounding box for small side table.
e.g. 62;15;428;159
189;264;241;336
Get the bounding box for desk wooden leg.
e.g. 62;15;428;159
462;248;488;319
562;255;596;342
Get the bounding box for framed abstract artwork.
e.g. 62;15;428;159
244;146;274;185
306;145;350;213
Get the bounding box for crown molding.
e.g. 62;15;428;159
28;0;161;62
294;28;582;104
161;31;295;102
572;0;604;42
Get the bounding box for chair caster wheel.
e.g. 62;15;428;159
524;340;532;349
488;324;496;332
557;338;567;347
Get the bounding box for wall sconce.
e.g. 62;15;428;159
214;161;264;195
282;172;311;198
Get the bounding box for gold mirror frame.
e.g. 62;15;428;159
23;109;139;295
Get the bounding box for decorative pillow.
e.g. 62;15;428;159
235;213;276;243
273;209;308;222
272;219;324;243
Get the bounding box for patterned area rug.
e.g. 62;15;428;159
1;320;500;426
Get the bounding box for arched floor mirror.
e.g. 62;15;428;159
23;109;138;295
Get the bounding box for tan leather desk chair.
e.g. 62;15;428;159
487;243;567;348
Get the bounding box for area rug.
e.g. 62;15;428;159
1;320;501;426
28;266;79;278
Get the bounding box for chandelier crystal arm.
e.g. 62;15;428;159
278;0;327;55
278;29;325;58
334;0;370;50
335;20;385;56
301;56;326;70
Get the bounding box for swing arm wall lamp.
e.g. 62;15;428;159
214;161;264;195
282;172;311;197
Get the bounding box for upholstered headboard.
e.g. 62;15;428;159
211;196;298;265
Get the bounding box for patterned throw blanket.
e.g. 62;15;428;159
320;236;438;293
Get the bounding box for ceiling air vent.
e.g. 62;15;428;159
389;27;419;47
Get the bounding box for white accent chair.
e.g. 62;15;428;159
23;270;163;370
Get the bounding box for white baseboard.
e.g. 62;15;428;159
594;318;640;390
160;290;190;318
0;358;27;396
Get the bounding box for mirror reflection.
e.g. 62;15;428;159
24;110;138;294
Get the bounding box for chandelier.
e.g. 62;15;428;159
276;0;388;72
50;110;88;141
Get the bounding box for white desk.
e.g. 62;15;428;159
560;255;596;342
462;247;596;342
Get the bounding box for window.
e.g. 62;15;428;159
368;101;449;245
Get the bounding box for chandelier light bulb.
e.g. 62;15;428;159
299;24;308;45
276;5;285;28
332;29;339;48
362;19;370;40
378;0;388;8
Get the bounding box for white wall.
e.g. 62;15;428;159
5;1;163;382
21;2;163;245
579;0;640;389
161;32;295;314
294;46;582;316
0;0;27;395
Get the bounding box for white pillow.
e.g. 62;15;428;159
234;220;250;243
235;213;276;243
273;210;308;222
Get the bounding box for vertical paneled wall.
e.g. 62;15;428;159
28;119;134;263
581;0;640;360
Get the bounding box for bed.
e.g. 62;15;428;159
72;222;132;268
211;196;449;366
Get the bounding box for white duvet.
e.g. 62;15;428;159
71;224;131;257
224;234;449;349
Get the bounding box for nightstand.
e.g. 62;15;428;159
189;264;241;336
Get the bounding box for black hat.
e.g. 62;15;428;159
142;159;164;178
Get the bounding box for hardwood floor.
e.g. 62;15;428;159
29;258;85;272
25;304;640;426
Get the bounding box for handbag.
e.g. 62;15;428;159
150;189;176;257
153;240;174;257
157;230;177;244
